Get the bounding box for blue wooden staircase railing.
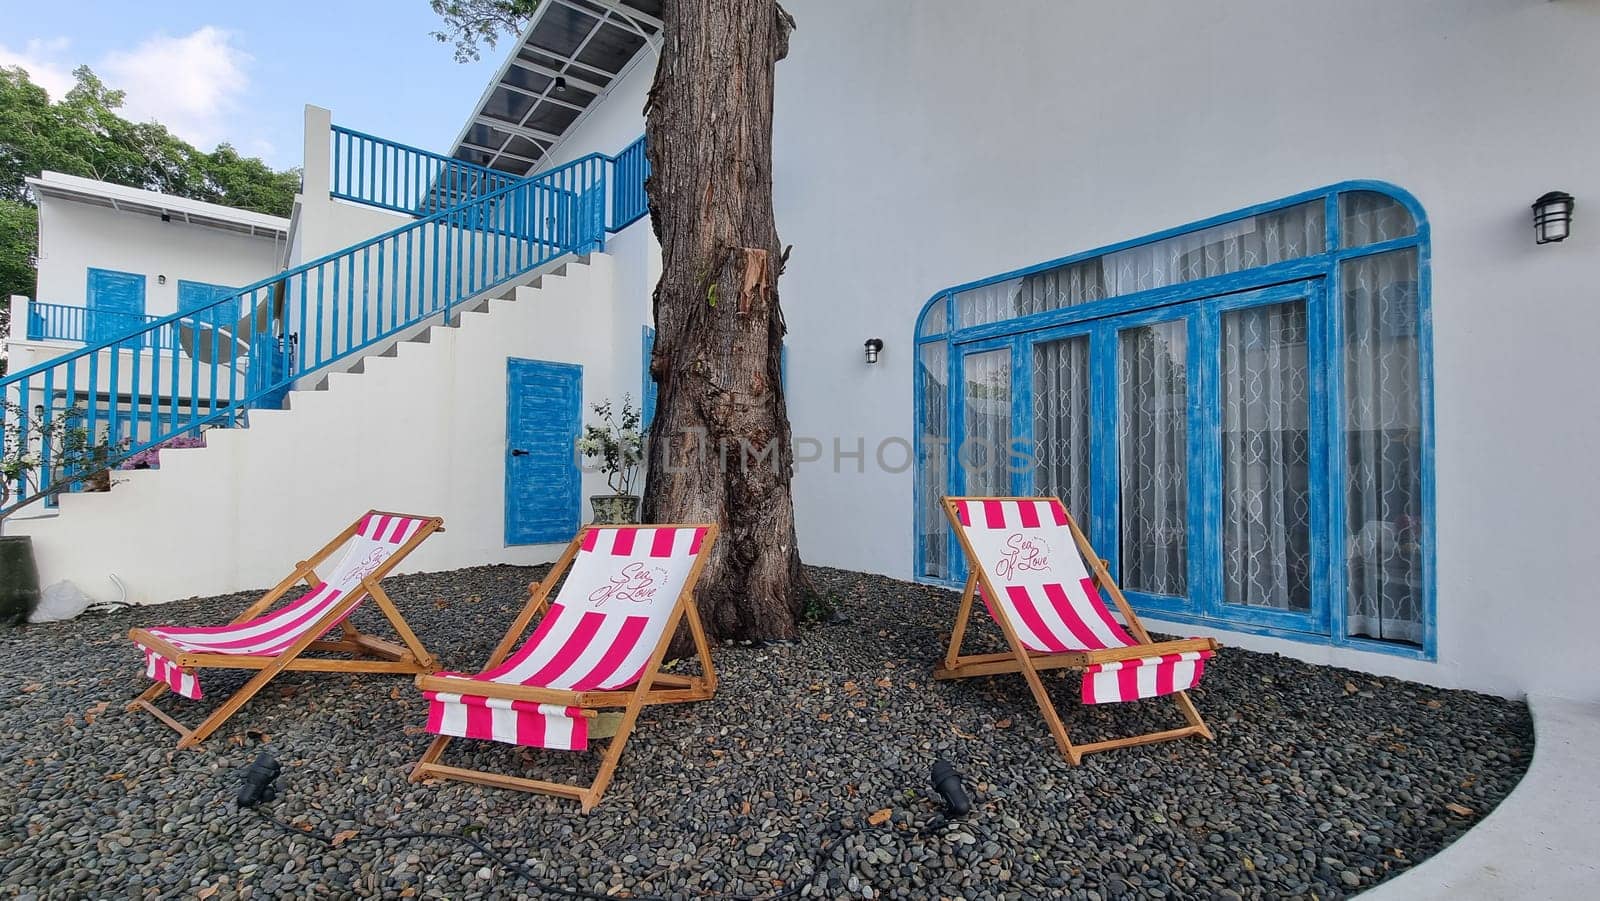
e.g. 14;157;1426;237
0;131;650;515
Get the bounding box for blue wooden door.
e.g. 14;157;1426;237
86;268;146;348
505;358;582;545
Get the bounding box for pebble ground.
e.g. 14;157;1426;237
0;564;1531;900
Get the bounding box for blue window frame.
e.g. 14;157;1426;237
913;182;1434;660
641;325;657;429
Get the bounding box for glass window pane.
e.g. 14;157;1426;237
1342;248;1424;644
953;201;1325;329
961;349;1012;496
918;343;950;579
1341;191;1417;247
919;296;949;337
1118;320;1188;596
1221;300;1312;611
1032;335;1092;523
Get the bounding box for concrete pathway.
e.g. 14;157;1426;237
1361;695;1600;899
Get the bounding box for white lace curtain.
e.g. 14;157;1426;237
1118;321;1189;596
1033;337;1092;524
1343;247;1424;643
1220;301;1313;611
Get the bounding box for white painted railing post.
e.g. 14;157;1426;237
8;296;28;342
302;105;333;202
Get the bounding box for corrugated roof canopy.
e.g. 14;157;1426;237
449;0;661;175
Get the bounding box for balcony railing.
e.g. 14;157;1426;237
609;135;649;232
26;301;181;351
331;125;524;217
1;138;638;515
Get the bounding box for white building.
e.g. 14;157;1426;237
5;0;1598;704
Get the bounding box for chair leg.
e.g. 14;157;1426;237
941;573;980;674
1171;690;1214;740
126;681;169;712
177;667;282;749
410;735;453;782
1015;662;1083;765
582;690;650;812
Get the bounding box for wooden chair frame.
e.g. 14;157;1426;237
409;523;719;812
935;497;1217;764
127;511;444;750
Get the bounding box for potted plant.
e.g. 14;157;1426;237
576;395;644;524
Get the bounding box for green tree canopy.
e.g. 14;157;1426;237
0;64;301;358
429;0;539;63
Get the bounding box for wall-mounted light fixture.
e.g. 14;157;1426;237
157;274;167;285
554;76;568;93
864;338;884;364
160;212;171;223
1533;191;1575;244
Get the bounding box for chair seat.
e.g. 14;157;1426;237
1081;649;1215;704
423;679;593;751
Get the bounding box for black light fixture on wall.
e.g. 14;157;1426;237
864;338;884;364
1533;191;1575;244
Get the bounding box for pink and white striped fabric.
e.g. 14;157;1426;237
422;525;709;751
135;512;433;700
950;498;1213;705
1082;651;1211;705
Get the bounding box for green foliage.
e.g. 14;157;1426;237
576;395;644;496
799;589;839;625
0;401;113;514
0;199;34;357
0;64;300;322
429;0;540;63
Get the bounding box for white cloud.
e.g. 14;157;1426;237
102;26;251;150
0;37;76;97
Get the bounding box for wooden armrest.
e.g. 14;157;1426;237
1077;637;1219;666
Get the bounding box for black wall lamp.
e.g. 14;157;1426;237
1533;191;1575;244
864;337;884;364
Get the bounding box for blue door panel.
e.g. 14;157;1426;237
177;280;238;331
505;358;582;545
86;268;147;348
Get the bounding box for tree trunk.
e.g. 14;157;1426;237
642;0;805;643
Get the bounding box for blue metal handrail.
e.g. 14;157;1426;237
609;135;649;232
0;143;630;514
25;301;181;351
331;125;523;216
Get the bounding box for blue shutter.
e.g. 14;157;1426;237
86;268;147;349
177;281;239;332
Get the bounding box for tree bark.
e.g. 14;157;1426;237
642;0;805;643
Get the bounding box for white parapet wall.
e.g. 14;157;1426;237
9;255;629;605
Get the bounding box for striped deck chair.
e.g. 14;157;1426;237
127;511;443;749
411;523;718;811
937;497;1219;764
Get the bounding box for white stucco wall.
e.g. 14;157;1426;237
11;256;629;604
771;0;1600;700
33;197;285;315
540;59;661;406
528;0;1600;701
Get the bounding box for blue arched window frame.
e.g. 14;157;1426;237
912;181;1434;660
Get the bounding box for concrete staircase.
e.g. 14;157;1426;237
12;255;626;606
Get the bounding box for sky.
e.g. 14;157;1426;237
0;1;513;170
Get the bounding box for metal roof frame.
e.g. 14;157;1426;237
448;0;661;176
